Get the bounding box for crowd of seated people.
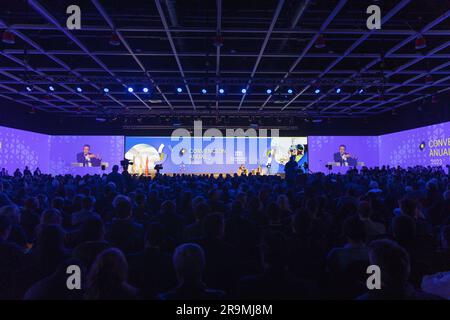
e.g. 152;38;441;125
0;164;449;300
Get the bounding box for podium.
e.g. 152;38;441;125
326;161;365;174
69;162;110;175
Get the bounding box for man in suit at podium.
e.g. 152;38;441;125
333;144;357;167
76;144;101;167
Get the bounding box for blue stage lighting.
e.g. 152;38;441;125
103;88;110;93
241;88;247;94
76;87;82;93
142;87;149;93
176;87;183;93
201;88;207;94
26;86;32;92
287;88;293;94
266;89;272;94
358;88;364;94
127;87;134;93
314;88;321;94
336;88;341;94
219;88;225;94
48;85;55;92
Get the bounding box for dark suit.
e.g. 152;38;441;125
76;152;101;167
333;152;357;166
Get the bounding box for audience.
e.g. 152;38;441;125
159;243;225;300
0;165;448;300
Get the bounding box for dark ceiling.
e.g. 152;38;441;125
0;0;449;131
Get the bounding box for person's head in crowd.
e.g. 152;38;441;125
160;200;176;216
35;224;66;251
135;192;146;207
37;194;49;209
193;201;210;222
230;200;244;217
439;225;450;250
443;190;450;201
33;224;67;275
358;201;372;220
399;198;418;218
51;197;65;211
105;182;117;194
173;243;205;285
392;214;416;246
266;202;281;224
80;216;105;242
0;215;12;241
145;223;166;248
339;200;358;218
180;191;192;207
112;165;119;173
343;215;367;245
72;194;85;212
291;208;311;236
113;195;132;220
81;196;95;212
202;213;224;239
208;189;221;203
235;192;247;208
24;196;39;212
368;239;410;290
40;209;62;226
85;248;133;299
277;194;291;212
260;231;289;272
0;205;21;225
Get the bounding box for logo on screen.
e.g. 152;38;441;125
419;142;426;151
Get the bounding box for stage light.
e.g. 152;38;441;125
103;87;110;93
314;34;326;49
358;88;364;94
142;87;149;93
2;30;15;44
25;85;32;92
314;88;321;94
241;88;247;94
48;85;55;92
176;87;183;93
287;89;293;94
201;88;207;94
336;88;341;94
266;89;272;94
76;87;82;93
415;35;427;50
127;87;134;93
109;33;120;46
219;88;225;94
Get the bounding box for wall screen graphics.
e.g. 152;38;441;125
124;136;308;174
0;126;50;174
378;121;450;167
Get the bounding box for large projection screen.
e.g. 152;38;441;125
125;136;308;175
